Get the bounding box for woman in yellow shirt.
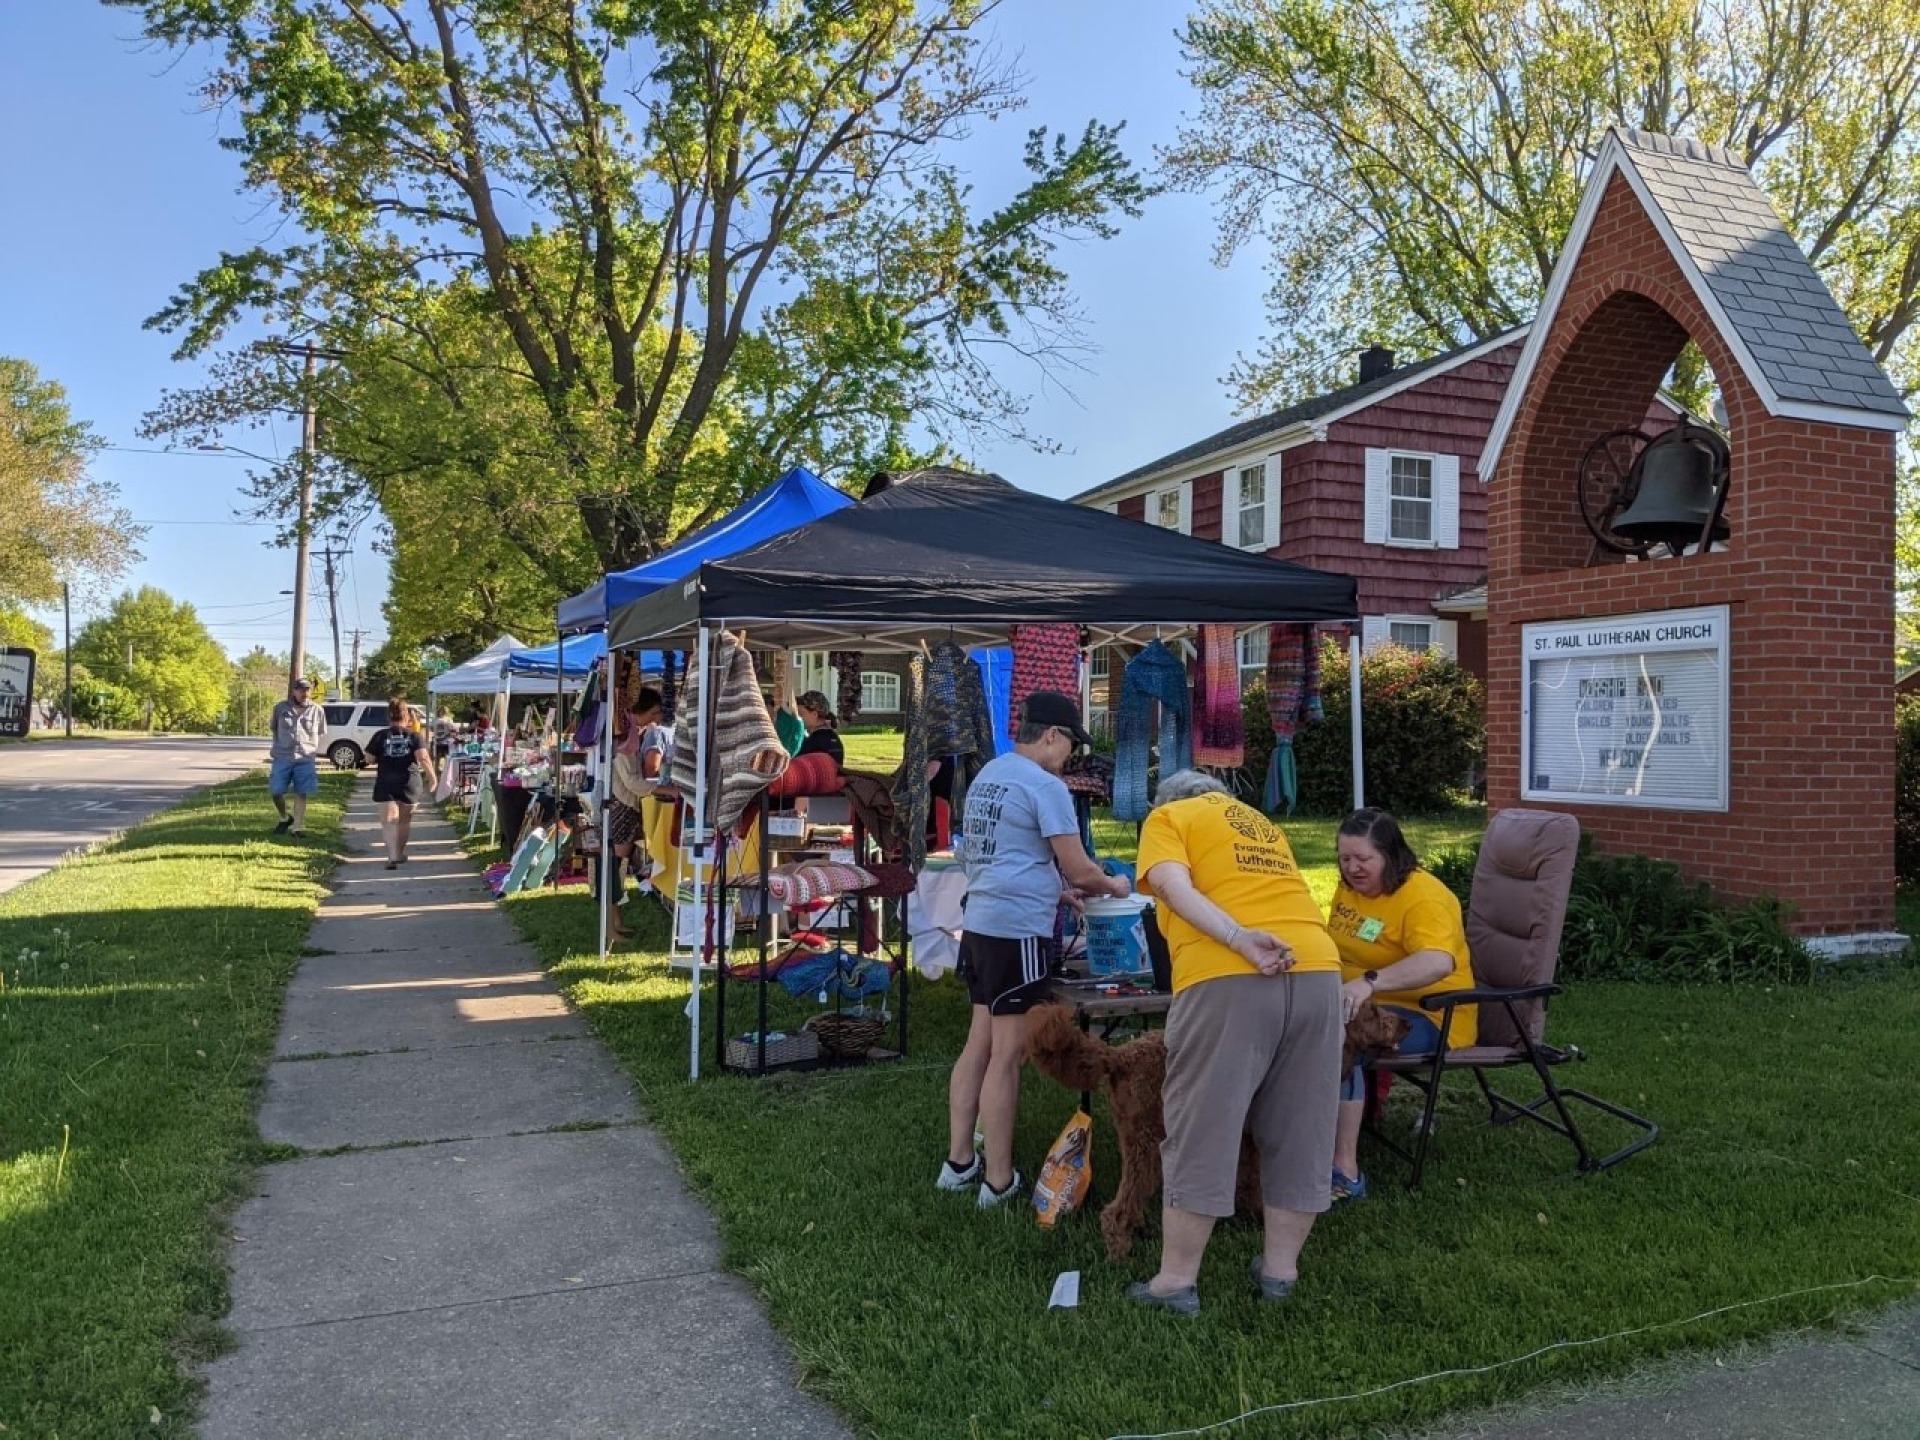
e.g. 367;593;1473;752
1325;807;1474;1203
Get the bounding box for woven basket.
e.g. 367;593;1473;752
805;1013;887;1059
725;1029;819;1071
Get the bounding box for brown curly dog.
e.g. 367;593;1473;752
1026;1001;1411;1260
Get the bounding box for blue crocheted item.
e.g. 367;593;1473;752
1113;640;1193;821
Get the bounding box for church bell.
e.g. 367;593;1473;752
1611;421;1730;552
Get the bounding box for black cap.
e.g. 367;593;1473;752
1022;690;1093;746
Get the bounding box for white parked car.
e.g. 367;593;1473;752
319;700;390;770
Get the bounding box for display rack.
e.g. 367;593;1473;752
713;782;912;1075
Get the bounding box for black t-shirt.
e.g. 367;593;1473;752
368;727;425;788
797;727;844;766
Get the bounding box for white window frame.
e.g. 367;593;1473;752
1361;615;1459;658
1235;629;1267;688
860;670;901;714
1232;455;1282;551
1364;448;1460;550
1145;481;1191;535
1090;646;1110;682
795;650;831;699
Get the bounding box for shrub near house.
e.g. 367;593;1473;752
1242;639;1483;815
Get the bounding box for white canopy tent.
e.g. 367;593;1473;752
427;635;525;696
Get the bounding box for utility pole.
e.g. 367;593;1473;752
62;581;72;738
317;540;347;697
346;628;370;700
289;346;317;689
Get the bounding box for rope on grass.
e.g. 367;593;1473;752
1105;1274;1920;1440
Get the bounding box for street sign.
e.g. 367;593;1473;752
421;655;451;676
0;646;37;738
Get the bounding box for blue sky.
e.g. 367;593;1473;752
0;2;1272;662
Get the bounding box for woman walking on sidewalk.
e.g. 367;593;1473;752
368;695;438;869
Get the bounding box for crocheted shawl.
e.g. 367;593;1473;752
1113;639;1193;822
1192;624;1245;768
668;631;790;831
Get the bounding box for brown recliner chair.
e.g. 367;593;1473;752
1365;808;1659;1188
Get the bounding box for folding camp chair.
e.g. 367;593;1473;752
1365;808;1658;1188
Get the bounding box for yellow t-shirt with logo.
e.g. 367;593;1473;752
1326;869;1476;1047
1136;794;1341;992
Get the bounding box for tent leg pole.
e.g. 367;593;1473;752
598;654;610;965
688;625;713;1081
492;674;513;847
1349;630;1365;811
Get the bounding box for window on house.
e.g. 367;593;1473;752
1090;646;1110;682
1237;464;1269;549
1389;454;1434;544
860;671;901;713
1389;620;1434;651
1153;487;1183;530
1236;629;1266;688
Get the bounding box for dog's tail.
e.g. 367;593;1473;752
1025;1002;1119;1091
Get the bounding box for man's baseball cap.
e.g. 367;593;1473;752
1022;690;1093;746
291;677;312;690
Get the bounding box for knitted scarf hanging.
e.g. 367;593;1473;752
1007;623;1081;731
893;640;993;871
1191;624;1245;768
829;651;864;723
658;652;679;722
1262;624;1324;814
1113;639;1193;822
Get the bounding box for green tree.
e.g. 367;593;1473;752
1168;0;1920;410
73;588;231;731
0;605;62;706
224;646;291;736
358;639;438;713
120;0;1152;594
0;358;143;605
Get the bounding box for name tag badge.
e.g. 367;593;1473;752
1357;917;1385;943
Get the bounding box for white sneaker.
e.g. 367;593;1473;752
935;1154;982;1191
977;1168;1025;1209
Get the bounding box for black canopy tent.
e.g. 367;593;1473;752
607;468;1364;1079
607;468;1359;652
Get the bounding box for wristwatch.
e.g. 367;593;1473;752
1362;970;1379;992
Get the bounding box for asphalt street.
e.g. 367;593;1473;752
0;736;271;895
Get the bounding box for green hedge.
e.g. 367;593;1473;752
1240;639;1483;815
1897;695;1920;885
1425;837;1817;985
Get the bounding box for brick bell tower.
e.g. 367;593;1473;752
1480;129;1908;945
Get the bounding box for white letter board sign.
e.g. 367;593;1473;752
1521;604;1729;811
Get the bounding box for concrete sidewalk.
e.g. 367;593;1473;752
201;783;851;1439
1413;1297;1920;1440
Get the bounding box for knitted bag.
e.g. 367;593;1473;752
1113;640;1193;821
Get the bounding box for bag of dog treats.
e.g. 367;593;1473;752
1032;1109;1093;1228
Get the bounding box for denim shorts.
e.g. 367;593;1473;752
269;757;319;797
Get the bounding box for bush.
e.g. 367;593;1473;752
1425;834;1818;986
1240;639;1483;815
1896;695;1920;884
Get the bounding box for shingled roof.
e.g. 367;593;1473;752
1073;328;1526;504
1482;128;1909;479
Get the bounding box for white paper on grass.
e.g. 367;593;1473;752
1048;1271;1081;1310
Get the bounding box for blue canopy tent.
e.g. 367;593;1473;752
556;466;856;634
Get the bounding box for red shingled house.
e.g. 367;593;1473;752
1071;332;1530;690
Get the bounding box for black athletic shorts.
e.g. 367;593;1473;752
956;932;1057;1016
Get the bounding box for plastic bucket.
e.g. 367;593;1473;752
1084;895;1152;977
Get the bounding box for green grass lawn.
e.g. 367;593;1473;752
483;809;1920;1439
0;773;349;1438
839;727;906;774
